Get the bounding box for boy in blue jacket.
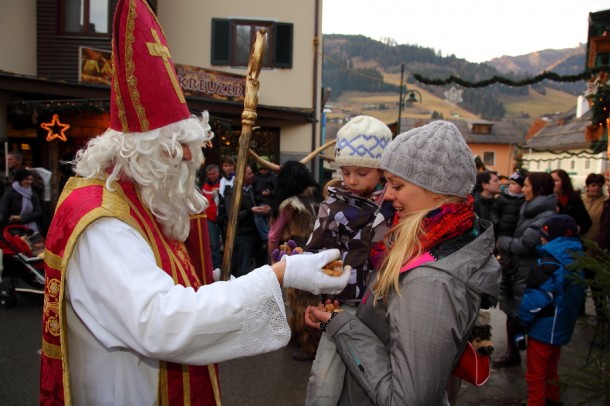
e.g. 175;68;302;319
518;214;585;406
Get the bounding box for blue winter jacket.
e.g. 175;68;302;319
518;237;585;346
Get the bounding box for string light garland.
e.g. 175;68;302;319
588;81;610;128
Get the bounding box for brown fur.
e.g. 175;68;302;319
286;288;322;357
470;324;495;356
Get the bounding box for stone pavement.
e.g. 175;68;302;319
1;280;606;405
220;299;607;406
455;306;605;406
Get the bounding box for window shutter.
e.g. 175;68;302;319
211;19;231;65
274;23;293;68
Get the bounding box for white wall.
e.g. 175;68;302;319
157;0;323;163
0;0;36;75
157;0;320;109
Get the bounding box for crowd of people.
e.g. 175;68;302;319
21;110;605;405
472;166;608;405
208;154;609;353
30;1;609;405
0;152;46;236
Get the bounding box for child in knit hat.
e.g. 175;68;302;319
306;120;501;404
304;115;395;402
518;214;585;406
306;115;395;302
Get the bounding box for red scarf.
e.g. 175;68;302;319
369;196;475;269
420;195;475;251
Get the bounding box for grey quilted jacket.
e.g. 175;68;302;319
326;220;501;405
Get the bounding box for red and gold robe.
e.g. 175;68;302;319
40;177;220;405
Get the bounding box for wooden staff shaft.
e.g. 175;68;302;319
221;29;266;281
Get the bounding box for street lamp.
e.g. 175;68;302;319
397;63;422;135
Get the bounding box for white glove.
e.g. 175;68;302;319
282;249;350;295
212;268;235;282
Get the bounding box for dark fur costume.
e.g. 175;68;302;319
272;189;321;358
470;324;494;356
286;288;322;356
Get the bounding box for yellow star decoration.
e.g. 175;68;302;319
41;114;70;142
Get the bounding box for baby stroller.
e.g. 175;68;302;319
0;224;45;308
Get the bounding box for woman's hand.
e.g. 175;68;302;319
9;215;21;223
305;299;341;330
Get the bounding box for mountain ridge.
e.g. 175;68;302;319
323;34;585;122
487;44;586;75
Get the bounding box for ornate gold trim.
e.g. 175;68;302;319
182;364;191;405
116;185;192;287
125;0;148;131
44;249;62;271
41;339;62;360
112;60;129;132
208;364;222;405
159;362;169;405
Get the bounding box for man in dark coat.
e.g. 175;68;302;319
473;170;501;221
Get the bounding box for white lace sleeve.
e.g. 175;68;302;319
233;266;291;357
66;218;290;366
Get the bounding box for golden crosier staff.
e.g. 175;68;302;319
221;29;266;281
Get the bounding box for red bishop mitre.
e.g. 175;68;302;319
110;0;190;133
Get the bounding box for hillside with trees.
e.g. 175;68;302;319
322;35;586;121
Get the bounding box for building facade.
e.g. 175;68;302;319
523;107;607;191
0;0;324;204
398;117;526;177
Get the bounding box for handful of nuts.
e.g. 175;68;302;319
322;260;345;277
272;240;348;278
309;301;343;323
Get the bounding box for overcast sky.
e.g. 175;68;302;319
322;0;609;63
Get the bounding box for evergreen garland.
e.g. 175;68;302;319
413;69;609;135
515;144;608;163
412;69;602;88
589;82;610;127
11;99;111;115
515;145;602;156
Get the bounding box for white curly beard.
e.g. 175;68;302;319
73;115;213;241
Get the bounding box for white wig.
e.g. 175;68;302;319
73;112;214;241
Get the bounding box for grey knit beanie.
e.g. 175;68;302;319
335;115;392;168
380;120;476;197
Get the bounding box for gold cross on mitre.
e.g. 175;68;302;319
146;28;186;103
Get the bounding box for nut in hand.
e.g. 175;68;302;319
322;260;347;277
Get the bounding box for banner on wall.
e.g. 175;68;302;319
79;46;245;103
79;46;113;86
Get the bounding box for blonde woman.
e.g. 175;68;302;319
306;121;501;405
